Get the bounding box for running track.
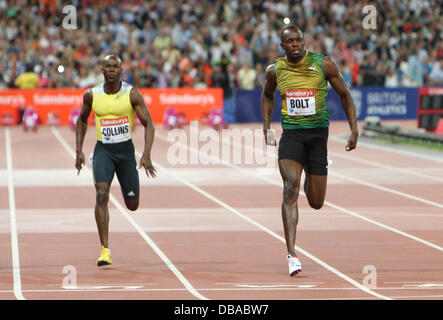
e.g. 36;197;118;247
1;120;443;300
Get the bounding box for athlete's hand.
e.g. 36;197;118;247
346;131;358;151
263;129;276;146
139;152;157;178
75;151;85;175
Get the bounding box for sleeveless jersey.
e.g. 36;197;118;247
275;51;329;129
91;81;135;143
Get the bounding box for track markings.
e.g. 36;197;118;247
329;135;443;164
156;131;443;253
4;128;25;300
331;171;443;209
328;150;443;183
62;285;145;290
51;127;208;300
216;130;443;208
138;148;391;300
236;284;317;288
47;126;443;300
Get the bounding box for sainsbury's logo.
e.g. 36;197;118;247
0;94;26;106
159;93;216;106
33;93;83;105
100;116;129;126
285;89;315;97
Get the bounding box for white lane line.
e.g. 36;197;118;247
51;127;208;300
329;135;443;164
332;171;443;209
214;132;443;248
156;131;443;253
1;285;442;294
5;128;25;300
321;201;443;252
108;192;208;300
215;130;443;209
137;150;391;300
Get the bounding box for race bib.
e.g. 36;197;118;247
100;116;131;144
285;89;316;116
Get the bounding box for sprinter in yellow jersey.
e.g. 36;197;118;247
261;25;358;277
75;54;156;266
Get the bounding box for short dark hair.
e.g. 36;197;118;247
280;25;303;42
102;54;122;65
25;63;34;72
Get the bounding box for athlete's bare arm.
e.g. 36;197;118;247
75;89;93;175
130;87;157;178
322;56;358;151
261;64;277;146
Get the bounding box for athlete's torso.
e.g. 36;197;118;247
91;81;135;143
16;72;39;89
275;50;329;129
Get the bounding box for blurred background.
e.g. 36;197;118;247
0;0;442;130
1;0;442;90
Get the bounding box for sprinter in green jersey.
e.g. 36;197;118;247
261;25;358;277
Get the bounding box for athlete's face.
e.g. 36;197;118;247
281;29;305;61
102;57;122;82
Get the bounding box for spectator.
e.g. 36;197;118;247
57;65;76;88
168;66;181;88
75;66;95;88
254;62;265;89
0;62;8;89
237;61;256;90
142;64;158;88
153;25;172;52
422;56;434;84
0;0;441;91
156;62;169;88
377;52;391;75
212;59;234;123
14;63;39;89
340;61;352;88
361;54;385;86
429;58;443;85
407;49;424;86
120;61;135;85
385;67;399;87
331;0;347;22
35;64;49;88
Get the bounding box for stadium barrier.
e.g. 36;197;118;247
234;87;425;123
1;87;441;129
0;88;223;126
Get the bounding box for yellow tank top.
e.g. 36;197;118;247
15;72;39;89
275;50;329;129
91;81;135;143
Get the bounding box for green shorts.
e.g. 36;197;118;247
93;139;139;199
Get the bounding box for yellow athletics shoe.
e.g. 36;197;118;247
97;246;112;266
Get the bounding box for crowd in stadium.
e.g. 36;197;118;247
1;0;442;92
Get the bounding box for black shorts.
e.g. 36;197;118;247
278;127;329;175
93;139;140;199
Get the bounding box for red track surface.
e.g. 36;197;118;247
1;120;443;300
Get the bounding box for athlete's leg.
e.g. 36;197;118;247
304;173;327;209
115;142;140;212
124;198;139;211
116;165;139;211
95;182;111;248
92;142;115;248
279;159;304;257
304;127;328;210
